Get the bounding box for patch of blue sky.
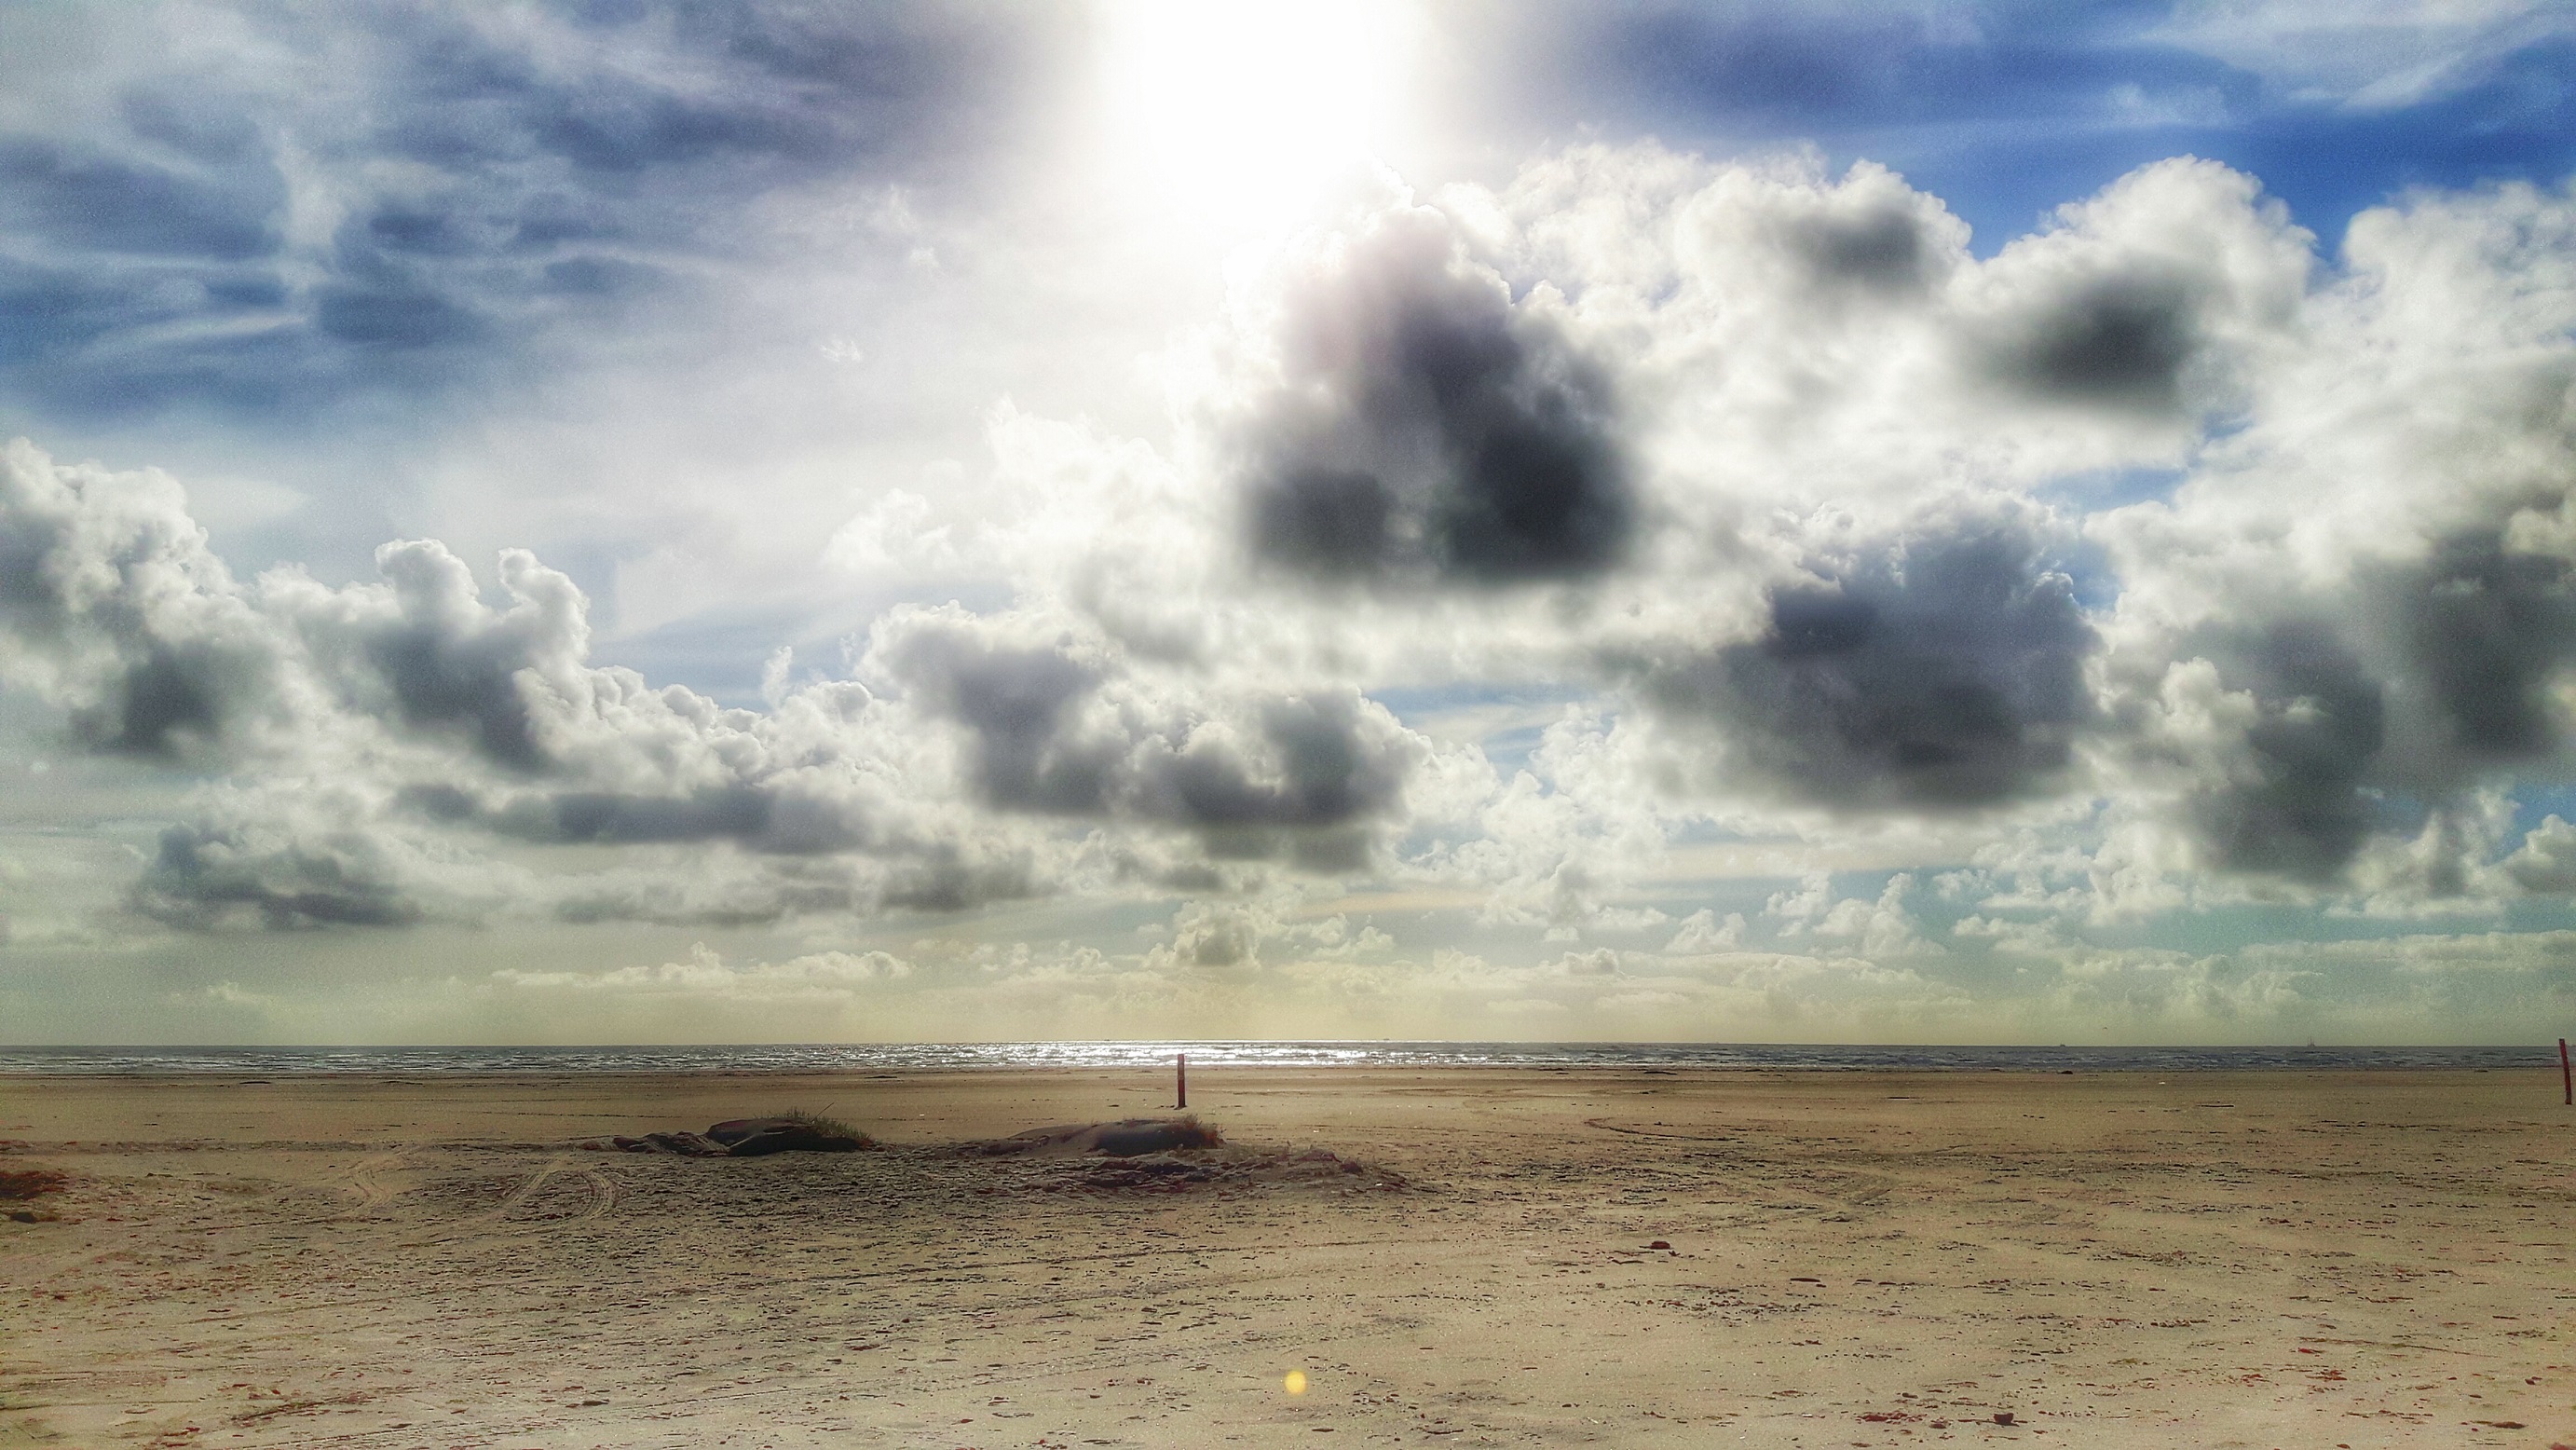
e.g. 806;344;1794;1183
1625;879;1788;928
2038;529;2123;613
2511;782;2576;834
1367;680;1595;773
0;4;1062;434
2040;464;2188;512
2497;894;2576;931
2038;900;2495;957
591;607;829;710
1497;2;2572;253
1662;816;1772;847
592;576;1020;710
2192;37;2576;238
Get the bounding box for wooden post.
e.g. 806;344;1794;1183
1177;1052;1189;1111
2560;1038;2570;1107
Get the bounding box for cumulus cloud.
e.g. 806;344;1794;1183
873;607;1420;866
1619;514;2095;810
1956;159;2310;423
1664;908;1746;954
2501;814;2576;893
1222;197;1634;584
0;438;1445;929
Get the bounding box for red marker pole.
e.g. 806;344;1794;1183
2560;1038;2570;1107
1177;1053;1189;1111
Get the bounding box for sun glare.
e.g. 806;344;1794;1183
1097;0;1411;229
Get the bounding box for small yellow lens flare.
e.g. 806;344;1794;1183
1283;1370;1308;1395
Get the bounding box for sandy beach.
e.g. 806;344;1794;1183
1;1066;2569;1448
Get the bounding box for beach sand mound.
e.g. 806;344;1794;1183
594;1129;732;1157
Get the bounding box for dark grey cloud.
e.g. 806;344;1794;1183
485;787;773;846
2181;621;2387;882
133;822;426;930
880;615;1424;855
1139;694;1412;831
2378;527;2576;772
875;849;1043;916
1235;210;1633;584
349;540;589;770
2156;517;2576;885
73;642;241;758
1629;523;2096;809
1786;199;1943;295
1977;271;2204;415
886;629;1118;815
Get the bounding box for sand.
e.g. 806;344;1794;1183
0;1066;2569;1447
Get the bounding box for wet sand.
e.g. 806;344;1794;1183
0;1067;2569;1447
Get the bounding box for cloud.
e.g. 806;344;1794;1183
870;606;1425;866
1620;514;2096;811
0;2;1068;421
493;942;912;1000
1223;195;1634;584
2501;814;2576;893
2370;527;2576;776
2153;0;2571;109
2132;525;2576;887
0;437;1444;929
1956;158;2311;424
2166;622;2389;881
16;141;2576;962
1658;909;1741;956
138;817;428;930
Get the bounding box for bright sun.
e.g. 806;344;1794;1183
1097;0;1411;229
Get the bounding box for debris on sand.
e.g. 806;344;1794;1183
962;1123;1407;1194
964;1115;1223;1157
0;1167;68;1200
597;1130;732;1157
2;1167;68;1221
574;1113;874;1157
567;1112;1400;1192
1060;1144;1408;1194
706;1116;873;1156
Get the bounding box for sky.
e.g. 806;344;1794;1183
4;0;2576;1046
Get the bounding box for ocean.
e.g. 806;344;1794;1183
0;1042;2554;1074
